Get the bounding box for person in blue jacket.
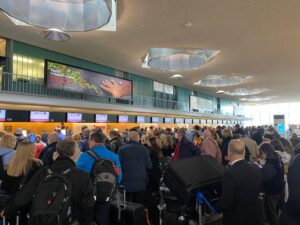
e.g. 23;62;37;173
77;131;122;225
26;130;36;143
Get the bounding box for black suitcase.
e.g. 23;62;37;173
109;191;148;225
163;155;225;204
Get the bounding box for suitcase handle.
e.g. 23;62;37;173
196;192;216;214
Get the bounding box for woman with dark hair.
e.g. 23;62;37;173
279;137;294;157
109;130;124;153
147;137;163;193
270;139;292;172
162;134;174;157
290;133;300;148
260;143;285;225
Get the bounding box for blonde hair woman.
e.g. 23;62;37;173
1;141;43;224
0;133;17;168
2;141;43;194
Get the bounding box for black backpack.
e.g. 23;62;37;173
87;150;119;203
29;168;72;225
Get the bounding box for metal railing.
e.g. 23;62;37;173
0;72;244;118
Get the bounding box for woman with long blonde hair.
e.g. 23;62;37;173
1;141;43;225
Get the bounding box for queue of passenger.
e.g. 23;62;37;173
0;124;298;225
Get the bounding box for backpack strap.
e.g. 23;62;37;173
87;150;100;160
87;150;121;176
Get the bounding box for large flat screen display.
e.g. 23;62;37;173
67;113;82;122
193;119;200;124
30;111;49;122
137;116;145;123
136;116;150;123
46;61;132;100
152;117;163;123
119;115;128;123
164;118;174;124
0;109;6;122
201;119;207;124
185;118;192;124
175;118;184;124
96;114;108;123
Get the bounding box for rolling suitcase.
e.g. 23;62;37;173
163;155;225;204
109;190;148;225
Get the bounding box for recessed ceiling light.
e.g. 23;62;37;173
216;90;225;94
142;48;220;72
170;74;184;79
194;75;252;87
225;88;266;96
1;0;112;32
185;22;192;28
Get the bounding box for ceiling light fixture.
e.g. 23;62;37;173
239;96;274;102
170;74;184;79
42;28;71;41
216;90;225;94
194;75;252;87
142;48;220;72
225;88;266;96
0;0;112;32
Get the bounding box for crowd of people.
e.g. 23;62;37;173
0;123;299;225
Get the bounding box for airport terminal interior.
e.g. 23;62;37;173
0;1;300;225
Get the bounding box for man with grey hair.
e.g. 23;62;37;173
129;130;140;142
216;139;261;225
118;131;152;203
173;127;200;160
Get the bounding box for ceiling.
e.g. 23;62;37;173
0;0;300;104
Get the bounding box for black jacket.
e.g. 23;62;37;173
216;160;261;225
281;155;300;223
4;157;95;225
118;141;152;192
109;137;123;153
221;136;232;165
1;160;42;195
40;142;57;166
178;138;200;159
262;158;285;195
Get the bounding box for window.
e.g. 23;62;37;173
12;54;44;81
190;95;213;113
153;81;174;94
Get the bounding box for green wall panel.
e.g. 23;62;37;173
13;41;114;75
127;73;153;97
177;87;191;111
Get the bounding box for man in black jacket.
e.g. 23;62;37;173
2;140;95;225
118;131;152;203
173;128;200;160
216;139;261;225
